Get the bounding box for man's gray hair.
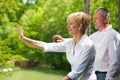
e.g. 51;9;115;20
95;8;110;18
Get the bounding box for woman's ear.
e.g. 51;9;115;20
78;24;82;30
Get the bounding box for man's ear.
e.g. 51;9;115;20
105;16;109;23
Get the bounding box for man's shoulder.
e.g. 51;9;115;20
89;31;99;40
110;28;120;36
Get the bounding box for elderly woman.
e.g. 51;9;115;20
18;12;95;80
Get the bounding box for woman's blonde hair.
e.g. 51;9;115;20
67;12;90;34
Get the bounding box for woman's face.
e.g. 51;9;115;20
67;20;80;36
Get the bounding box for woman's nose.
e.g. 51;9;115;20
67;24;70;28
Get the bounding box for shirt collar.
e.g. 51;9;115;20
77;34;87;46
99;24;112;33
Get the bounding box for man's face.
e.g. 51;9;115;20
93;11;104;30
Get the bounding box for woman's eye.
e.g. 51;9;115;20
68;23;73;25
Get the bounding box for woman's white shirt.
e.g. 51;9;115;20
43;34;95;80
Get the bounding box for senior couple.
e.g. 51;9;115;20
18;8;120;80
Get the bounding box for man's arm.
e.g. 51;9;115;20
52;35;72;42
106;37;120;80
52;35;64;42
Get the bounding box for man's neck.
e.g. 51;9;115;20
99;24;109;32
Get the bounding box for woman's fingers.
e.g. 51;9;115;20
18;26;24;38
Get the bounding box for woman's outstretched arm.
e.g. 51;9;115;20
18;26;44;50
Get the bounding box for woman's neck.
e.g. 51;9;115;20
74;34;84;44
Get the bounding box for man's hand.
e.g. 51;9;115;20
52;35;64;42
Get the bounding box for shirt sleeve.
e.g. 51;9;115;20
105;36;120;80
43;42;66;52
67;45;95;79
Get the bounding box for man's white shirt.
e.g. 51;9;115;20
89;25;120;80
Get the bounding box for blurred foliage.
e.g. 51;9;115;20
0;0;119;70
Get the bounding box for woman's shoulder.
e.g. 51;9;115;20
86;36;94;45
81;34;94;47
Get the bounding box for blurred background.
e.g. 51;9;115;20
0;0;120;80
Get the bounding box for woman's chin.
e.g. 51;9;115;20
68;32;71;35
68;32;73;36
